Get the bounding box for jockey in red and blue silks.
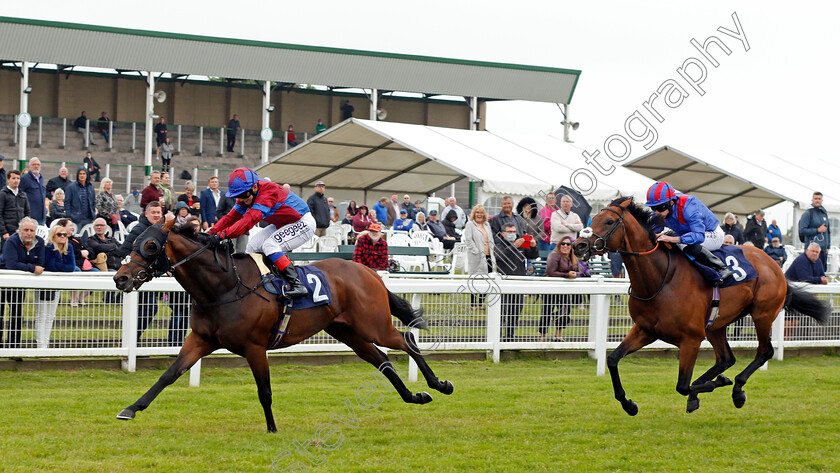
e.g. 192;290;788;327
209;167;311;298
646;181;733;286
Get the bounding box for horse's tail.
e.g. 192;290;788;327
388;290;427;330
785;283;831;325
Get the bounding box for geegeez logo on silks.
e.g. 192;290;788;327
272;221;307;242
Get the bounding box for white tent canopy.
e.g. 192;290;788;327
256;119;656;203
625;146;840;214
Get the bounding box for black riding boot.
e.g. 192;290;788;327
280;262;308;299
684;244;734;286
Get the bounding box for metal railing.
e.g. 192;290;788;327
1;271;838;383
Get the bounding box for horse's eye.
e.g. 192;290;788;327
606;219;615;225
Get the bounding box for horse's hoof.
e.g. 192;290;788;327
732;390;747;408
716;375;733;387
116;408;135;420
686;398;700;414
415;392;433;404
439;380;454;395
623;399;639;416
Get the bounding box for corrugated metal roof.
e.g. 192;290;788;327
0;17;581;103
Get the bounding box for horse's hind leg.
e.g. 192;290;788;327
117;333;216;421
244;345;277;433
325;324;432;404
686;329;736;413
608;325;655;416
397;330;453;395
732;317;775;408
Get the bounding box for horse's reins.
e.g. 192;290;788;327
588;205;672;301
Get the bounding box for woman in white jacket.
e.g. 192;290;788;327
462;205;496;310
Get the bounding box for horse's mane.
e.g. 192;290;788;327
608;196;658;243
170;222;214;245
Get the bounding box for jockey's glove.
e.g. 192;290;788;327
207;233;224;247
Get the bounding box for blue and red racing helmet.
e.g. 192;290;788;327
645;182;677;207
226;167;259;197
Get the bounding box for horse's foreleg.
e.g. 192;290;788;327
608;326;655;416
244;346;277;433
686;329;736;413
117;333;216;421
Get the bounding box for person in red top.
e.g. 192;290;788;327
353;223;389;271
209;168;313;298
140;171;164;212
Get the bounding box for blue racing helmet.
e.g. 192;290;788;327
645;182;677;207
226;167;259;197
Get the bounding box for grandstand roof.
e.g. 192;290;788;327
255;119;654;199
625;146;840;213
0;17;581;104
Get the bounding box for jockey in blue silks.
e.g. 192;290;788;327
646;182;734;286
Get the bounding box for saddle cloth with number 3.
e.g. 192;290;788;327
250;254;332;309
689;245;758;288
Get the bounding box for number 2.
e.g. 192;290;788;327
725;255;747;281
306;273;328;302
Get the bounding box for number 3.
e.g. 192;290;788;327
306;273;328;302
725;255;748;281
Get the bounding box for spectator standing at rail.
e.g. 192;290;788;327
550;195;583;246
743;210;768;249
494;223;527;342
19;157;47;225
159;138;174;173
353;223;388;271
36;225;76;348
538;192;559;252
463;205;495;310
159;172;176;213
722;212;745;245
307;181;330;237
226;114;240;152
316;118;327;134
154;117;168;158
96;178;120;231
0;170;30;250
798;191;831;270
0;217;44;347
786;242;828;285
46;167;70;200
65;167;96;229
541;236;581;342
200;176;222;230
490;196;525;236
340;100;354;120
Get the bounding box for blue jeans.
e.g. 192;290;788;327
538;240;555;252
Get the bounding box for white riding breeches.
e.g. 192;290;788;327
677;226;725;251
247;212;316;256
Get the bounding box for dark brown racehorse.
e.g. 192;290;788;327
574;197;829;414
113;218;453;432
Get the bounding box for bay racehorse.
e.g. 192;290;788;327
113;218;453;432
574;197;829;414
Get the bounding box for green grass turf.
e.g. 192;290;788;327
1;356;838;473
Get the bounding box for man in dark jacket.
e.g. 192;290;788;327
83;151;102;182
0;155;6;189
490;196;525;236
763;237;786;268
0;217;44;347
226;114;240;152
494;223;527;341
721;212;745;245
199;176;221;230
119;201;164;343
46;167;71;200
0;170;31;248
799;191;831;270
74;111;95;145
19;157;47;225
743;210;768;249
307;181;330;237
65;167;96;229
86;217;121;270
785;243;828;285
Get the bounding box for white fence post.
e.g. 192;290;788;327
105;163;110;179
408;293;423;383
125;165;132;194
177;125;182;155
773;309;785;362
61;118;67;149
240;128;245;157
219;128;224;156
122;291;139;372
108;120;113;150
36;116;42;148
85;119;90;148
486;274;502;363
189;359;202;387
131;123;137;152
198;126;203;155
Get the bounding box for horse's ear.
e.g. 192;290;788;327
620;197;634;209
162;216;176;233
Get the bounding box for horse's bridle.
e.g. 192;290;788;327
121;225;270;306
585;204;671;301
